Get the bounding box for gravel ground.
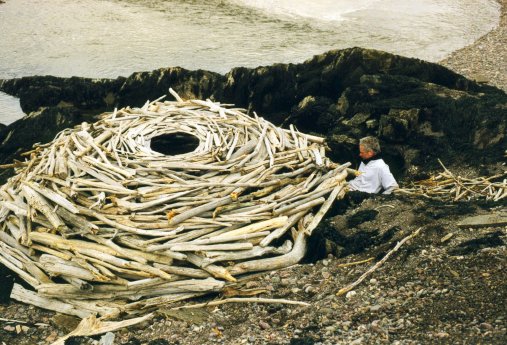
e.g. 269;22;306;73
1;196;506;345
440;0;507;92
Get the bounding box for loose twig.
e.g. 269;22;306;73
0;317;49;327
170;297;310;310
336;227;422;296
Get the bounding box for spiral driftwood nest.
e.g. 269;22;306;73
0;90;349;318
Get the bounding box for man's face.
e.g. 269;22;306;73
359;145;375;160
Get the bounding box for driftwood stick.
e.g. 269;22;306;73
304;183;346;236
336;227;422;296
229;231;306;275
11;283;92;318
336;257;374;268
21;185;68;232
170;297;310;310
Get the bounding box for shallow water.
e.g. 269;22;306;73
0;0;500;124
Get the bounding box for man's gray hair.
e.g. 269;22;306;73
359;136;381;154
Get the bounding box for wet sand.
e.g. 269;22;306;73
440;0;507;92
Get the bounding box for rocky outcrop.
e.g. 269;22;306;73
0;76;125;114
1;47;506;183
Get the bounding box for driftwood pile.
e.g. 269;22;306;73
398;160;506;201
0;90;349;318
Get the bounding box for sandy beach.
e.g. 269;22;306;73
440;0;507;91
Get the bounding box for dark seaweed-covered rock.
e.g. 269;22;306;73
1;47;506;184
0;75;124;114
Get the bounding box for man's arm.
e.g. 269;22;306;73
380;165;398;194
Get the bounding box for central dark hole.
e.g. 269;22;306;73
150;133;200;155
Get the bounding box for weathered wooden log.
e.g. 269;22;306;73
21;185;68;232
229;231;307;275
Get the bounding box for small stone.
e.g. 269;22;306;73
259;321;270;330
99;332;115;345
246;281;260;289
320;307;334;315
369;278;378;284
325;325;335;332
434;332;450;338
345;291;357;299
280;278;290;286
480;322;494;330
369;305;381;312
322;272;331;279
304;285;316;294
271;276;281;284
3;325;15;332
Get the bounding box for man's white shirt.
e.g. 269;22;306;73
348;158;398;194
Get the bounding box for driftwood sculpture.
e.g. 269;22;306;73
0;89;349;318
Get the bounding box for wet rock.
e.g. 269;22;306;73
1;47;505;184
284;95;338;132
379;108;420;142
118;67;223;110
0;76;123;114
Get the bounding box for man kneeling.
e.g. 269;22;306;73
348;136;398;195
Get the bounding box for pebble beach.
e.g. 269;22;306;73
440;0;507;91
